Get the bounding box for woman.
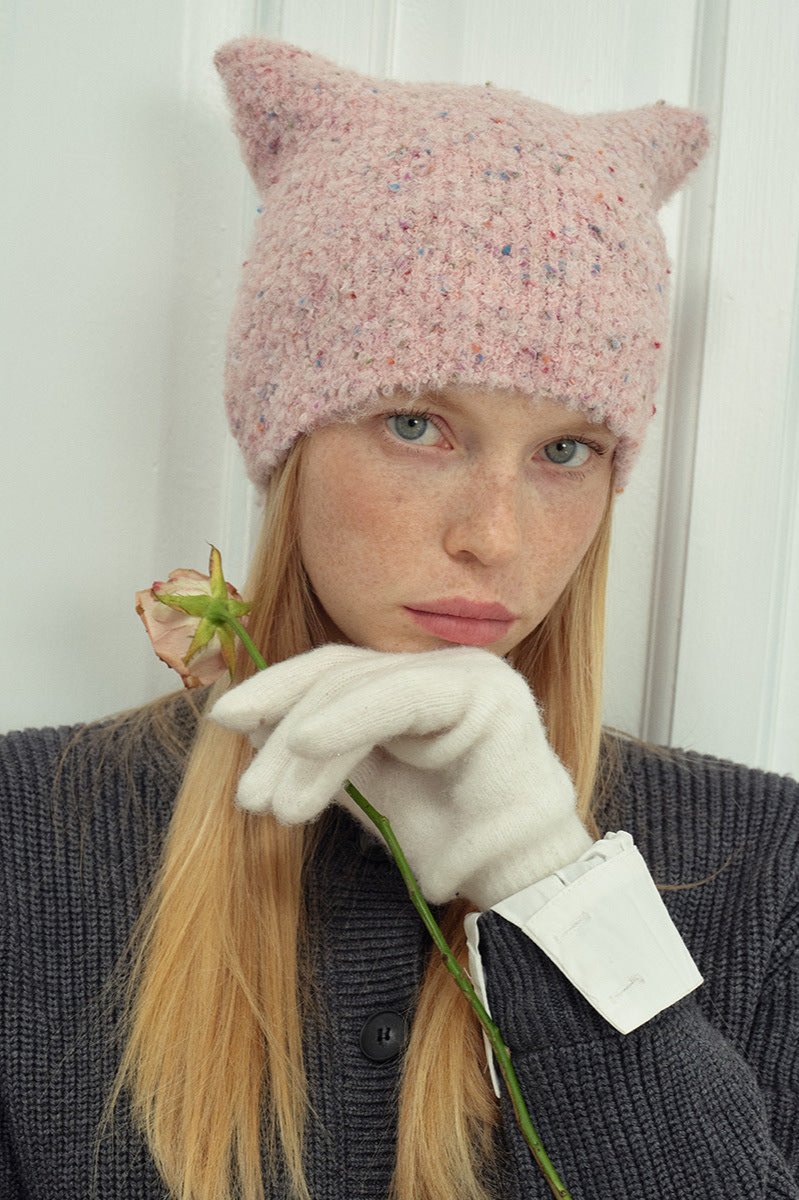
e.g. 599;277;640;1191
1;35;797;1200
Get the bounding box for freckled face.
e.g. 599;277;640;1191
296;384;617;655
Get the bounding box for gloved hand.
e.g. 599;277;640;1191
208;644;593;909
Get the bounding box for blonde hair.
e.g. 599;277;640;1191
110;436;615;1200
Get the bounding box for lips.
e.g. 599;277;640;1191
403;597;518;647
406;597;517;621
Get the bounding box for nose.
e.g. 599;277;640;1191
442;466;525;566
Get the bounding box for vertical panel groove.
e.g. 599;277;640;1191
369;0;399;74
641;0;729;747
756;235;799;767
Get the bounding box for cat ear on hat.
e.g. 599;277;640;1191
214;36;370;193
597;102;711;210
215;38;711;211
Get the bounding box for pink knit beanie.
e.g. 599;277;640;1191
214;37;709;490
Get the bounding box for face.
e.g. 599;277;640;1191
296;384;617;656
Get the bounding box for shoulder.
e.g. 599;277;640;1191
598;737;799;1044
606;731;799;806
0;691;210;1010
599;734;799;980
0;721;86;841
0;689;207;869
0;720;76;790
600;732;799;885
606;731;799;817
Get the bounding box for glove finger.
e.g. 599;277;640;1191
234;736;292;813
234;727;373;821
270;746;373;821
208;643;380;733
287;655;474;758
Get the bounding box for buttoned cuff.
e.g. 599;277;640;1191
465;831;703;1096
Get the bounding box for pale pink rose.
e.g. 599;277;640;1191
135;553;250;688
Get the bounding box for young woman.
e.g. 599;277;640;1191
1;35;797;1200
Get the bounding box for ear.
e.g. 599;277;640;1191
595;102;711;210
214;36;382;193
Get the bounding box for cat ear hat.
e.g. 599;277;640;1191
214;37;709;490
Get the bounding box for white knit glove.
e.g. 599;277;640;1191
209;644;592;909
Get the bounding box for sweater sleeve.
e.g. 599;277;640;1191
747;883;799;1180
476;750;799;1199
479;912;798;1198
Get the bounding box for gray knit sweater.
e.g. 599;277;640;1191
1;695;798;1198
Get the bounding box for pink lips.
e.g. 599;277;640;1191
404;596;518;647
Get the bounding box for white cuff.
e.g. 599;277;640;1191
465;831;703;1096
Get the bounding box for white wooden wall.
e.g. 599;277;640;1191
2;0;797;779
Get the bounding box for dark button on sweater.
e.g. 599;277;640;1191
359;1010;407;1062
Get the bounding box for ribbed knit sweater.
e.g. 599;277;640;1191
1;695;798;1198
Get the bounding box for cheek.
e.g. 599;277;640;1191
527;487;608;598
571;492;608;557
298;448;402;597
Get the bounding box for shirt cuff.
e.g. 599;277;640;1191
465;831;703;1094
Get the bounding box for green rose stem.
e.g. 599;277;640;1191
345;778;572;1200
228;635;571;1200
154;552;571;1199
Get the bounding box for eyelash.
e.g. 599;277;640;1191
385;407;446;443
384;407;609;471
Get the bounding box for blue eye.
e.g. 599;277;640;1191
387;412;439;444
543;439;590;468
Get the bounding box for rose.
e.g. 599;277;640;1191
135;546;253;688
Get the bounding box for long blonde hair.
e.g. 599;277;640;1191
110;435;615;1200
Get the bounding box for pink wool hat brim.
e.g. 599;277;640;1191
215;38;710;489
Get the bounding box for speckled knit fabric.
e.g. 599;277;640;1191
213;38;709;490
1;697;797;1198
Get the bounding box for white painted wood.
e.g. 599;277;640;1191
0;0;261;730
640;0;728;745
670;0;799;774
765;229;799;777
770;400;799;776
2;0;796;779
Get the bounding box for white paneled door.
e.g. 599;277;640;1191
2;0;797;778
